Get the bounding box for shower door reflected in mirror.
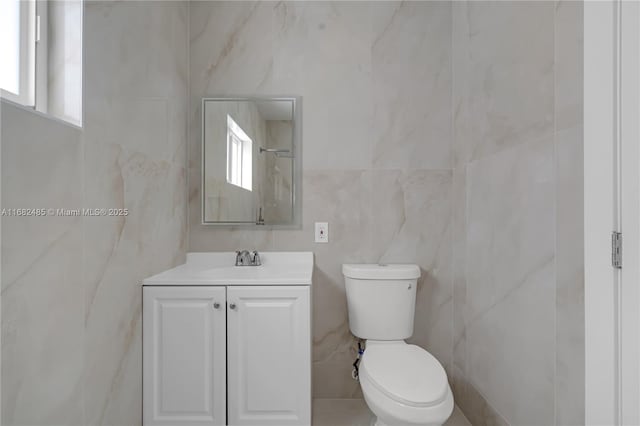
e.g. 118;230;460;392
201;97;298;225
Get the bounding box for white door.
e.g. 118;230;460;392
227;286;311;426
585;1;640;424
143;286;227;426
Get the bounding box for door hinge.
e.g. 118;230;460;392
612;231;622;269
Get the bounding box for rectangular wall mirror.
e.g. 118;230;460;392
201;97;300;225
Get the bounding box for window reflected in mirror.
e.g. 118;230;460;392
226;114;253;192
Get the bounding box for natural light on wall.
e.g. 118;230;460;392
0;0;83;127
226;115;253;191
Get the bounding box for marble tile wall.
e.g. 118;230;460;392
2;1;188;425
83;2;188;424
1;102;84;426
188;1;454;398
554;1;584;424
452;1;584;425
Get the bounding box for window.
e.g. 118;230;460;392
0;0;36;106
1;0;83;126
226;115;253;191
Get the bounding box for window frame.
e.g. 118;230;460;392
227;130;243;187
225;115;253;192
35;0;48;111
1;0;36;107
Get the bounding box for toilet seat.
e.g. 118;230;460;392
360;343;449;408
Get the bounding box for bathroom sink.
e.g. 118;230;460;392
142;252;313;286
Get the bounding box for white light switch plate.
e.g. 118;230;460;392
315;222;329;243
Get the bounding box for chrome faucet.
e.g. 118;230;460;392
235;250;261;266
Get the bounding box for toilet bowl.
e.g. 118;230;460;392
359;341;453;426
342;264;454;426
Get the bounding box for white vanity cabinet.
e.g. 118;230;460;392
143;285;310;426
142;251;313;426
226;286;310;426
143;286;227;426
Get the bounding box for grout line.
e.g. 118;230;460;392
81;1;87;423
449;0;455;379
552;2;558;425
185;1;191;256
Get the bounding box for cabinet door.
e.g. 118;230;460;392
227;286;311;426
143;286;226;426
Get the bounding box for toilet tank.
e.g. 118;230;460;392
342;264;421;340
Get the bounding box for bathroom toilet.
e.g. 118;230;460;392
343;264;454;426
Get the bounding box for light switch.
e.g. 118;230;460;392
315;222;329;243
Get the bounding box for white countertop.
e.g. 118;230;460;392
142;252;313;286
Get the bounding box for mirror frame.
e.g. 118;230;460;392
200;96;302;227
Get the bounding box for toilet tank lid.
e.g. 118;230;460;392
342;264;420;280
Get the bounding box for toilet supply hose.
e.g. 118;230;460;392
351;341;365;381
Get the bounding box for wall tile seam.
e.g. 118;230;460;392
552;3;559;425
463;161;469;384
301;168;454;174
555;109;584;133
449;0;455;376
452;2;471;420
80;2;88;423
186;1;192;254
551;2;586;425
452;3;560;424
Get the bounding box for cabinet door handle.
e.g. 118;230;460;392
213;302;220;309
229;303;237;310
